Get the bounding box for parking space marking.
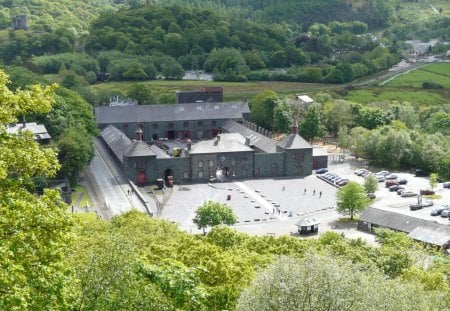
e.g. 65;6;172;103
234;181;281;219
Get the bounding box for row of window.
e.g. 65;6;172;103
197;158;248;168
123;121;217;130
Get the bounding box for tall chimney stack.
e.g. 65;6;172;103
135;125;143;142
291;119;298;135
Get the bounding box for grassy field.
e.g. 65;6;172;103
345;87;448;105
87;80;333;102
385;63;450;88
431;1;450;14
71;185;93;208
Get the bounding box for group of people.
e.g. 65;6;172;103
304;188;322;198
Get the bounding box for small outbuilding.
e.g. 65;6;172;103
296;217;320;234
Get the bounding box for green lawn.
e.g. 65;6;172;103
345;87;448;105
71;185;93;208
385;63;450;88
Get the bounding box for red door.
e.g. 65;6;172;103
136;171;147;185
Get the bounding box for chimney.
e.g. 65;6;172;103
245;136;251;146
291;119;298;135
135;125;143;142
187;142;191;151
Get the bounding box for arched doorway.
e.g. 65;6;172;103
164;168;174;187
136;171;147;185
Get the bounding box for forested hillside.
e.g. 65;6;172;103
155;0;393;29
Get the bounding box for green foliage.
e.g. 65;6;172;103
429;173;438;190
422;80;444;89
364;174;378;194
249;90;279;130
273;99;293;133
193;200;237;233
336;181;370;219
0;69;76;310
298;106;325;142
236;254;445;311
127;83;156;105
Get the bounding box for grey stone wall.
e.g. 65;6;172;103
156;157;190;183
312;155;328;169
254;153;285;178
124;156;157;184
283;148;312;176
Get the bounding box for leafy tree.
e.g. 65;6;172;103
127;83;156;105
298;107;324;143
123;61;149;81
273;99;293;133
337;126;351;151
204;48;249;81
336;181;370;219
0;70;76;309
193;200;237;234
161;60;185;80
236;254;443;311
364;174;378;194
57;126;95;184
249;90;279;130
429;173;438;191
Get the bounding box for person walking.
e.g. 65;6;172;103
319;191;322;198
304;188;306;195
313;189;316;196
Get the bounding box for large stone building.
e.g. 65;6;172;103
96;101;327;185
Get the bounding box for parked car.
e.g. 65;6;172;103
398;179;408;185
361;170;371;177
385;174;398;180
420;189;435;195
336;179;349;186
385;180;399;187
396;188;406;195
410;204;423;211
443;182;450;189
315;168;328;174
415;169;429;177
401;191;417;197
367;193;376;199
422;201;434;207
376;170;390;176
389;185;402;192
441;209;450;218
354;169;367;176
375;175;385;182
431;207;446;216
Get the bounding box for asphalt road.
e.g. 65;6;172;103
83;139;150;218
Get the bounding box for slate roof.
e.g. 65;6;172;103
296;217;320;227
277;134;312;150
220;120;277;153
100;125;155;163
189;133;254;154
95;102;249;124
359;207;450;246
359;207;429;233
313;147;328;157
149;144;170;159
6;122;51;140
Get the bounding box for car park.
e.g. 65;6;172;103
361;171;371;177
401;191;417;197
354;169;367;176
336;179;349;186
385;174;398;180
315;168;328;174
421;201;434;207
398;179;408;185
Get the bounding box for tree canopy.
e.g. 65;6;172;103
193;200;237;233
336;181;370;219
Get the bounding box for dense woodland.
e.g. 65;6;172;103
1;0;450;309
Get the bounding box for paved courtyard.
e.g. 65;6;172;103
137;156;450;245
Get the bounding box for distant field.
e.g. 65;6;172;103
385;63;450;88
431;1;450;14
87;80;333;102
345;87;448;105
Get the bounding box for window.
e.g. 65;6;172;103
211;120;217;126
197;120;203;126
231;159;236;166
183;121;189;128
198;160;204;168
152;123;158;129
254;168;260;176
241;158;248;165
168;123;174;129
198;170;204;178
209;160;214;167
136;159;146;169
122;124;128;130
232;170;236;177
183;171;189;179
243;168;248;176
